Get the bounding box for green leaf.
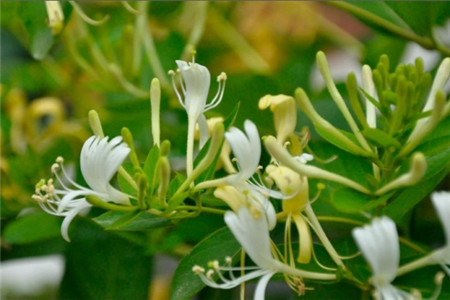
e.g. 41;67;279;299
314;125;368;157
59;218;152;300
362;128;401;148
170;227;241;300
331;2;411;34
383;119;450;221
309;141;372;186
167;173;187;199
93;210;171;231
383;166;449;222
17;2;54;60
3;212;61;244
331;188;393;214
387;2;450;37
143;145;160;193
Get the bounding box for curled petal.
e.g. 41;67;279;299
352;217;399;285
431;191;450;244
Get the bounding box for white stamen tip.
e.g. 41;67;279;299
32;195;43;202
192;265;205;274
217;72;227;81
168;70;176;76
206;269;215;279
208;260;220;270
51;163;60;173
56;156;64;164
225;256;232;264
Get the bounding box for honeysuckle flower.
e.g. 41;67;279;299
352;217;415;299
196;120;279;229
171;60;226;121
225;120;261;184
169;59;226;177
266;165;312;263
193;205;336;300
214;183;277;231
258;94;297;144
209;120;282;200
33;135;131;241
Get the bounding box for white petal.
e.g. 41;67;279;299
224;207;275;270
377;284;408;300
198;114;209;149
176;60;211;119
249;189;277;230
244;120;261;164
225;120;261;182
431;191;450;244
352;217;399;284
57;190;92;214
254;272;276;300
80;136;130;203
60;203;91;242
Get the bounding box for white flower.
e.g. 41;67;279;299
352;217;414;299
170;59;226;130
169;59;226;176
193;205;336;300
430;191;450;275
197;120;278;229
80;136;131;205
225;120;281;229
33;135;131;241
225;206;280;272
432;191;450;244
225;120;261;184
194;206;278;297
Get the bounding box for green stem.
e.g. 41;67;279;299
317;216;364;226
171;123;224;203
175;205;226;215
118;167;138;191
397;252;434;276
264;135;371;194
276;260;337;281
86;195;138;212
305;204;346;269
329;2;450;56
316;52;373;153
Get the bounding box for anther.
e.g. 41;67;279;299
192;265;205;274
51;163;60;173
56;156;64;164
206;269;215;280
217;72;227;82
32;195;43;202
208;260;220;270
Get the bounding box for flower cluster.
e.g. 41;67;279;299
33;54;450;299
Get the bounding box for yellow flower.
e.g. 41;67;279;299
259;94;296;144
